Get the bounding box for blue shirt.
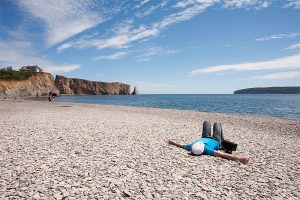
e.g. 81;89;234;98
185;138;220;156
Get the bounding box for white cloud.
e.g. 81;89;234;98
57;43;74;53
174;0;199;8
255;32;300;42
97;26;160;49
92;46;179;62
17;0;108;46
284;0;300;9
223;0;255;8
57;0;214;52
136;1;168;18
253;71;300;79
222;0;271;9
0;40;79;73
0;41;33;64
137;46;180;61
135;0;151;9
176;0;271;9
191;54;300;74
155;0;214;29
94;52;128;61
48;65;80;73
286;42;300;49
111;20;134;35
258;1;270;8
60;25;160;50
56;0;294;53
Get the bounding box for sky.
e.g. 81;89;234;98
0;0;300;94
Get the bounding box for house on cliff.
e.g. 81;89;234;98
19;65;43;72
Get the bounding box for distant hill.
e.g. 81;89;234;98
234;87;300;94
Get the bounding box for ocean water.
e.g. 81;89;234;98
55;94;300;119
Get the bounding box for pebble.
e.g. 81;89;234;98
196;192;207;199
32;193;40;199
153;192;161;200
53;193;63;200
122;189;131;197
0;101;299;199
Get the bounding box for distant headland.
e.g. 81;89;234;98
0;65;138;98
234;87;300;94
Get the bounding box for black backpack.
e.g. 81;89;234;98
221;140;237;154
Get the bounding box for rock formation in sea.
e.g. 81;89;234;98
131;86;138;95
0;72;59;98
55;75;131;95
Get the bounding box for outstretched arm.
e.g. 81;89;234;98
214;151;250;165
168;140;186;149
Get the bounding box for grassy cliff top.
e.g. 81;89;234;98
0;70;44;81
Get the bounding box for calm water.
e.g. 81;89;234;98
55;94;300;119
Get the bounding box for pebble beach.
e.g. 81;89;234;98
0;100;299;199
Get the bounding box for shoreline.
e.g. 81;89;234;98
23;96;300;120
1;100;299;199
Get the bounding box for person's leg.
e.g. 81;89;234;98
213;122;224;144
202;121;211;138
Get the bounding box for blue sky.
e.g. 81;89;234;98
0;0;300;94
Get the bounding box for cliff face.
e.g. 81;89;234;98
131;86;138;95
0;73;59;98
55;75;130;95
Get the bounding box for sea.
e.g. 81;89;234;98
55;94;300;119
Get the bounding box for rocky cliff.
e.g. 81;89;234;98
132;86;138;95
55;75;130;95
0;72;59;98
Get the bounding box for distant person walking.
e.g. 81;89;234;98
48;92;53;102
168;121;250;164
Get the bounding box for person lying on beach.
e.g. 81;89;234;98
168;121;250;165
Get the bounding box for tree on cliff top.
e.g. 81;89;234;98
0;66;13;71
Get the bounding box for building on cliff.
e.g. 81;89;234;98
19;65;43;72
